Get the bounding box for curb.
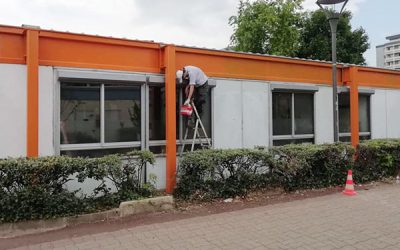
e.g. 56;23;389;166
0;196;174;239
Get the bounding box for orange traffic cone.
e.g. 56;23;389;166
343;169;357;196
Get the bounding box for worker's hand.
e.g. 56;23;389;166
184;98;191;106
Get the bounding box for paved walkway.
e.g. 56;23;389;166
9;185;400;250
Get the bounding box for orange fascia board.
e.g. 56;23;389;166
39;36;161;73
357;67;400;89
0;32;26;64
176;49;343;85
0;24;399;89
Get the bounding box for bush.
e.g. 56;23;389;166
0;151;155;223
175;141;400;201
271;143;354;191
354;139;400;182
174;149;274;200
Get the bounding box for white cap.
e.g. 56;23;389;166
176;70;183;83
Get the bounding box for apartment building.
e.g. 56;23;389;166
376;34;400;70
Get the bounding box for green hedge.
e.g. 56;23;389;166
175;140;400;200
0;151;155;222
354;139;400;182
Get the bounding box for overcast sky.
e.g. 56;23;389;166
0;0;398;66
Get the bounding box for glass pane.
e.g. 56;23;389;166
360;135;371;141
359;95;370;133
149;86;165;140
339;136;351;143
60;83;100;144
273;92;292;135
339;94;350;133
294;93;314;134
61;147;140;158
104;85;141;142
182;86;212;139
273;138;314;146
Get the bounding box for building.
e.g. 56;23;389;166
1;24;400;192
376;34;400;70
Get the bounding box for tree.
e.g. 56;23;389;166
297;10;369;65
229;0;304;57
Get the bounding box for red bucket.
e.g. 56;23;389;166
180;105;193;116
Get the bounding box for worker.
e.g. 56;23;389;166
179;65;209;116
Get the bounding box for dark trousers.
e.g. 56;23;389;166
193;81;209;117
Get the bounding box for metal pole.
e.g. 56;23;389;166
328;14;340;142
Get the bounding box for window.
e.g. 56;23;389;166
147;84;213;154
58;72;214;157
272;92;315;146
338;93;371;142
60;82;142;157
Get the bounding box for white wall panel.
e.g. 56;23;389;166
213;79;243;149
371;89;387;139
386;90;400;138
0;64;27;158
147;156;166;190
314;86;334;144
242;81;269;148
39;66;55;156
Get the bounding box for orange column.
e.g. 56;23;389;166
26;29;39;157
164;45;177;193
349;67;359;147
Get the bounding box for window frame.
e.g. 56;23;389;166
337;87;374;141
55;68;215;156
270;83;318;146
55;69;146;155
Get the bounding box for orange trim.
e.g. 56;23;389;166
26;29;39;157
38;36;161;73
164;45;177;193
349;67;359;147
176;50;343;85
0;32;26;64
0;25;399;89
357;67;400;89
39;31;160;49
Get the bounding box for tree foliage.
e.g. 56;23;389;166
229;1;370;64
297;10;369;65
229;0;303;57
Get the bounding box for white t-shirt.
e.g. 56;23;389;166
184;66;208;87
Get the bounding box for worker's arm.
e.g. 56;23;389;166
184;85;195;105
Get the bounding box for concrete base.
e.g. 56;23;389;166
119;196;174;217
0;196;174;239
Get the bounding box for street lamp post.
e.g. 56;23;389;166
316;0;349;142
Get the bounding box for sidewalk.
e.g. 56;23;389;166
6;184;400;250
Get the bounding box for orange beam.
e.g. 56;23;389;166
164;45;177;193
349;67;359;147
0;32;26;64
26;29;39;157
176;49;343;86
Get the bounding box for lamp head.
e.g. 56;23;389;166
316;0;348;14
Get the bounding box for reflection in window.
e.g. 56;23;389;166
105;85;141;142
294;93;314;135
272;91;314;146
273;93;292;136
339;93;371;141
149;86;166;141
61;147;140;158
60;83;100;144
